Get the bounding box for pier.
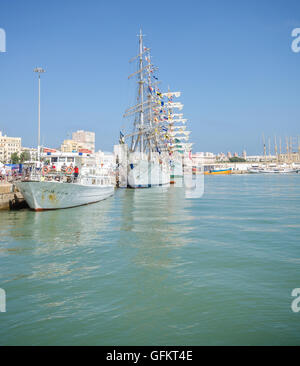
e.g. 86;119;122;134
0;183;28;210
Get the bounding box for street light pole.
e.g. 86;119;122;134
33;67;45;161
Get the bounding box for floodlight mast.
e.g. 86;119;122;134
33;67;45;161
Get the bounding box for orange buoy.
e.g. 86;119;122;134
66;166;74;175
42;166;49;175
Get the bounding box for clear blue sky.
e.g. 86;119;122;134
0;0;300;155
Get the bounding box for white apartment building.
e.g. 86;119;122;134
246;155;276;162
0;131;22;163
72;130;95;153
61;139;85;153
20;147;38;162
192;152;216;165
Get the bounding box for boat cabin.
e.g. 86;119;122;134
41;151;94;172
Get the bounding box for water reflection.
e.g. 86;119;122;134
119;186;196;269
9;199;111;247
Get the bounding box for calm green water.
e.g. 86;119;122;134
0;175;300;345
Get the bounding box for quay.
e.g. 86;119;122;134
0;183;28;210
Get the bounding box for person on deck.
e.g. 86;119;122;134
74;166;79;180
61;162;67;172
0;167;6;182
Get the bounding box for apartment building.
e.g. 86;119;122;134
0;131;22;163
72;130;95;153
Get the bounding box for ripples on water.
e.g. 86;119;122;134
0;175;300;345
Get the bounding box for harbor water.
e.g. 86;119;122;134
0;174;300;345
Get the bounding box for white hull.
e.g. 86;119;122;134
249;169;299;174
128;160;170;188
16;181;114;211
170;160;183;178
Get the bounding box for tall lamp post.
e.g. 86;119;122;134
33;67;45;161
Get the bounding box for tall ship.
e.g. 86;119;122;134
16;151;114;211
160;90;193;182
120;30;171;188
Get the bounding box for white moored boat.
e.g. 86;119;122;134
16;179;114;211
17;152;114;211
248;166;300;174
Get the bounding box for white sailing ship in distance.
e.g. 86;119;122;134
161;90;194;182
121;30;170;188
17;151;114;211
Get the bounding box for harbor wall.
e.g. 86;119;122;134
0;184;28;210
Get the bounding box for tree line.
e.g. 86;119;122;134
9;151;31;164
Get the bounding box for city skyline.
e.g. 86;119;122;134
1;126;299;160
1;0;300;154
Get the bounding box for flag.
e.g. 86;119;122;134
119;131;125;144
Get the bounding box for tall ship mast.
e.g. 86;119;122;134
121;30;170;188
160;90;193;181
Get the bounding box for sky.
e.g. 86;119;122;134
0;0;300;155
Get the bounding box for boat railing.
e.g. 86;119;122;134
21;167;115;186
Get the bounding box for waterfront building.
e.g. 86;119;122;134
61;139;85;153
192;152;216;165
216;152;229;162
246;155;262;162
278;152;300;163
72;130;95;153
60;140;92;154
20;147;38;162
0;131;21;163
246;155;277;162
